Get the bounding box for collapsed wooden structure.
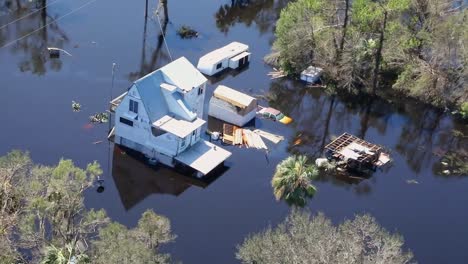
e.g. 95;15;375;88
324;133;391;172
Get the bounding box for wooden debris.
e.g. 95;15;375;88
253;129;284;144
267;68;286;79
243;129;267;150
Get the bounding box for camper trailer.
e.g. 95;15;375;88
197;42;250;76
208;85;257;127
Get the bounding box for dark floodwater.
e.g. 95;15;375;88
1;0;467;263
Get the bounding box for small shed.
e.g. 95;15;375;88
197;42;250;76
208;85;257;127
300;66;323;84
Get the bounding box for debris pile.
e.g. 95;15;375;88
218;124;283;150
72;101;81;112
89;112;109;123
267;68;286;79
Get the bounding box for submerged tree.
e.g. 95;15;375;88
272;155;318;207
91;209;175;264
0;150;176;263
270;0;466;107
237;210;414;264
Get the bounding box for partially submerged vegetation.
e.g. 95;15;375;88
0;151;175;263
272;155;318;207
177;25;199;39
237;210;414;264
269;0;467;109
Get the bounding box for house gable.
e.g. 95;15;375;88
133;71;169;123
160;57;207;93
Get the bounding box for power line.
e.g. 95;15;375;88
0;0;66;30
0;0;99;50
154;1;173;61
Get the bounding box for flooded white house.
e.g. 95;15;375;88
197;42;250;76
109;57;231;176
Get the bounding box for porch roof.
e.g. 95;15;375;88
153;115;205;138
175;140;231;175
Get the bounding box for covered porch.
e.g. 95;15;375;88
175;140;231;176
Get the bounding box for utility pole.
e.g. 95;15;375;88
109;63;117;133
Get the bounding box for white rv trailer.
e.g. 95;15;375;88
197;42;250;76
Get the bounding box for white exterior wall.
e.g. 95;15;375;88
114;85;182;163
212;59;229;75
300;74;320;83
114;85;150;148
208;102;256;127
181;83;206;119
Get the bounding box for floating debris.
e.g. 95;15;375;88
253;129;284;144
72;101;81;112
89;112;109;123
267;68;286;79
406;179;419;184
47;47;72;58
92;140;103;145
177;25;199;39
324;132;391;173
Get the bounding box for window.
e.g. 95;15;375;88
192;130;196;136
129;100;138;114
198;87;204;95
120;117;133;126
181;137;186;148
216;62;222;69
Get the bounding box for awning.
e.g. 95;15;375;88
153;115;205;138
175;140;231;175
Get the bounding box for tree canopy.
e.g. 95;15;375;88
271;0;466;109
272;155;318;207
237;210;414;264
0;150;175;263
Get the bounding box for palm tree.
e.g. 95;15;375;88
272;155;318;207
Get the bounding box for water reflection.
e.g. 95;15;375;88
215;0;288;35
112;146;228;210
128;0;170;80
266;78;468;186
0;0;68;74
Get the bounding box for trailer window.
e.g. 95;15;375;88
216;62;222;69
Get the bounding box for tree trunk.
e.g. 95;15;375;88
337;0;349;62
372;9;388;94
358;99;373;139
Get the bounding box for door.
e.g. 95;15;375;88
239;55;248;68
